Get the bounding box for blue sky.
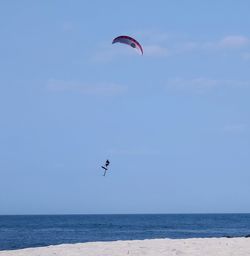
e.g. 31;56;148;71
0;1;250;214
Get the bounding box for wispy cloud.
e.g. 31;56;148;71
92;32;250;62
47;79;126;95
144;34;250;56
132;30;170;57
92;30;171;62
180;35;250;52
165;78;250;92
175;41;199;53
218;36;249;48
223;124;248;133
143;45;169;57
92;44;137;63
242;52;250;60
93;44;169;62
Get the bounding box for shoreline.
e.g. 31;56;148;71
1;237;250;256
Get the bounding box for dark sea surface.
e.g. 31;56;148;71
0;214;250;251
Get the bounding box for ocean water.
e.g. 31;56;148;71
0;214;250;250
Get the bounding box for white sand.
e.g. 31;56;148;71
0;238;250;256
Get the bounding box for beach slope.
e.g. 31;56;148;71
0;238;249;256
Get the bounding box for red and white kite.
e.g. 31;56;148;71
112;35;143;55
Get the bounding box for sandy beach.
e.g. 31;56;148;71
0;237;249;256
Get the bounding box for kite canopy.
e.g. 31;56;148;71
112;35;143;55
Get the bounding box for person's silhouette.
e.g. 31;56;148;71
102;160;110;176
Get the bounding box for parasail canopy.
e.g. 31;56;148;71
112;35;143;55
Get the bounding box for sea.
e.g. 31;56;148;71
0;214;250;251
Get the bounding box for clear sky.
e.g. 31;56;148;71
0;0;250;214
